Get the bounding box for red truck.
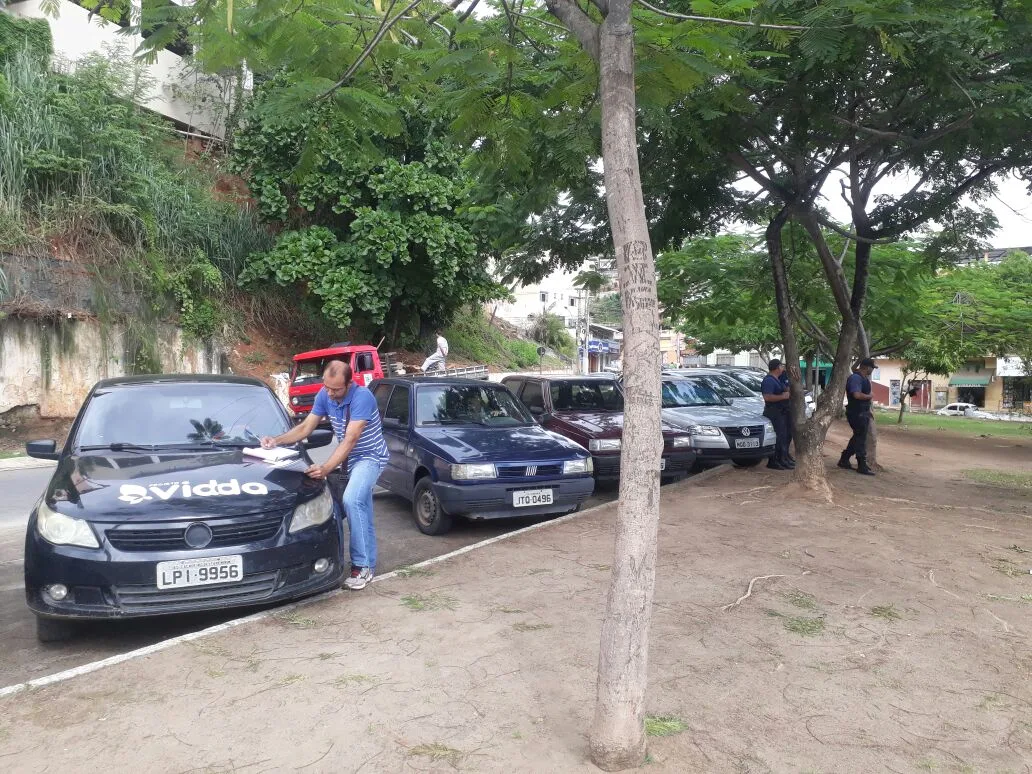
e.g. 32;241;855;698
287;342;489;422
287;343;386;421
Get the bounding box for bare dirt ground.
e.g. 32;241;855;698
1;423;1029;773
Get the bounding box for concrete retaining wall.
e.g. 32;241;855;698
0;316;222;418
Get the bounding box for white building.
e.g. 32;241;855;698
5;0;246;138
489;265;587;335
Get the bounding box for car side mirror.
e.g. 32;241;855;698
305;428;334;449
26;439;60;460
382;416;403;429
529;405;545;417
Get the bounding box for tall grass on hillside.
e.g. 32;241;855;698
0;47;270;338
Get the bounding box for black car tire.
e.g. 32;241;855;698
36;616;74;643
732;458;763;468
413;477;453;536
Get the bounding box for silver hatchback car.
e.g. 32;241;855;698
659;376;776;468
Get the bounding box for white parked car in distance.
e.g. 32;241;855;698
937;402;993;418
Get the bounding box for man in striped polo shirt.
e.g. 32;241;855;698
261;360;389;590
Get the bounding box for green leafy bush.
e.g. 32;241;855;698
232;86;505;341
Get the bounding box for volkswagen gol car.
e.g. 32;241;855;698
370;377;594;535
23;375;340;641
659;375;776;467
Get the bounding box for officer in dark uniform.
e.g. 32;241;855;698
779;366;796;465
839;357;876;476
761;359;793;470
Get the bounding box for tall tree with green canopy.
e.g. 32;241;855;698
671;0;1032;491
110;1;802;767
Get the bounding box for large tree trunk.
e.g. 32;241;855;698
587;2;664;769
766;213;828;495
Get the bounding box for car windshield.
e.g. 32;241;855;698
416;385;534;427
696;375;754;399
75;382;289;449
729;370;764;391
551;381;624;412
292;358;327;387
661;379;727;408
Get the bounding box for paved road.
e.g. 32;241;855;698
0;450;618;688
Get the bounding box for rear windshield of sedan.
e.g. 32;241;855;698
416;385;534;427
661;379;727;408
550;380;624;412
695;375;754;399
728;370;763;392
75;383;290;449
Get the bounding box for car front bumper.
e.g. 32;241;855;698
24;517;344;620
433;476;595;520
693;442;776;463
592;450;697;480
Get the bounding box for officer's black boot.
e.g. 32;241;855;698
837;451;853;470
856;456;875;476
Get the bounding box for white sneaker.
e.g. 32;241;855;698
345;567;373;590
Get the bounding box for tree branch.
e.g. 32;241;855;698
544;0;601;60
634;0;807;30
513;11;570;32
813;212;896;245
320;0;424;99
425;0;465;26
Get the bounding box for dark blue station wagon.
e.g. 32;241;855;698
370;378;595;535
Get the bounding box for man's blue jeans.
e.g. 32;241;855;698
335;458;386;570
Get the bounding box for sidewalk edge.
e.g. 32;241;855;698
0;464;733;700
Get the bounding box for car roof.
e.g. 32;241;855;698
377;376;507;388
95;374;266;390
294;344;378;361
503;373;618;382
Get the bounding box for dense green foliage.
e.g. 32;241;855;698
527;312;575;358
233;90;505;341
0;46;270;345
919;251;1032;369
658;230;934;357
0;14;52;66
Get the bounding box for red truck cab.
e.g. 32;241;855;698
288;343;385;421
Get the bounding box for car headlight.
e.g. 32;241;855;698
288;487;333;533
588;438;621;452
36;501;99;548
451;463;497;480
688;425;722;437
670;436;692;448
563;458;593;475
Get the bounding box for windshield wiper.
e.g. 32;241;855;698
78;443;159;453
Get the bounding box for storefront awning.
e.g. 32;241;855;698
799;359;834;369
948;376;990;387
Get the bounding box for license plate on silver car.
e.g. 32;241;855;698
735;438;761;449
157;555;243;589
513;489;554;508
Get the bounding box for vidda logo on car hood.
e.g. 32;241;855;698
118;478;270;505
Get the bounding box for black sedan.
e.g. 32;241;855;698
23;375;341;641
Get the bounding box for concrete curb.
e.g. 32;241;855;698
0;457;56;473
0;463;737;700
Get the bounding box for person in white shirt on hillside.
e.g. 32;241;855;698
421;331;449;373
